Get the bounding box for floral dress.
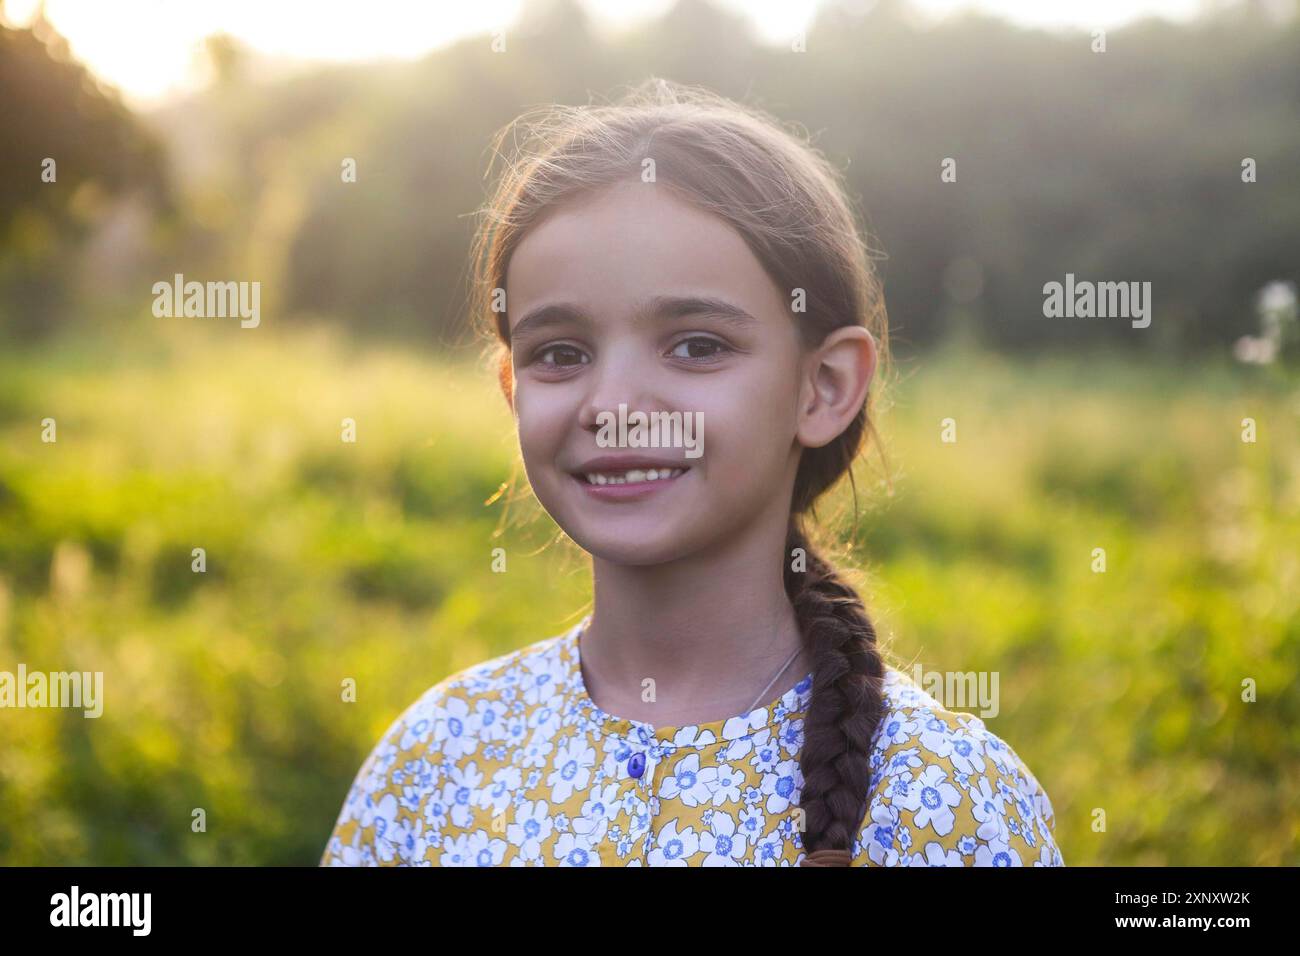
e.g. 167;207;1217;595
321;615;1064;866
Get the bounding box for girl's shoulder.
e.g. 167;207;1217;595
853;663;1065;866
366;627;571;760
319;628;571;866
412;630;569;715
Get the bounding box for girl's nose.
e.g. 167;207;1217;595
577;362;662;433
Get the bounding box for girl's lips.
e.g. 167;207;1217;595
571;468;689;500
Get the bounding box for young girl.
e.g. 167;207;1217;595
321;78;1063;867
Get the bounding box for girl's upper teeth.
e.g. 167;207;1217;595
585;467;684;485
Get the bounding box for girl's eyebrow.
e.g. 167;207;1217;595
510;295;759;343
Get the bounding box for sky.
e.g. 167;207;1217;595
1;0;1285;107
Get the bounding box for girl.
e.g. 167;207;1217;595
321;78;1063;867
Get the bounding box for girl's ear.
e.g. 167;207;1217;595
795;326;877;450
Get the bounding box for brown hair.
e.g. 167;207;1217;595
469;77;894;865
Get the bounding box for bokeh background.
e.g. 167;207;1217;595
1;0;1297;865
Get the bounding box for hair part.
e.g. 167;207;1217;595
470;76;894;864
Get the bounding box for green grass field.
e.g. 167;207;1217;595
1;321;1296;865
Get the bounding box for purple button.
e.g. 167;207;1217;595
628;751;646;779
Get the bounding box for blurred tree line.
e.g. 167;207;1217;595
0;7;171;339
2;0;1298;354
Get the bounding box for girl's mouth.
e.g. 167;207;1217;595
570;466;690;499
581;467;685;485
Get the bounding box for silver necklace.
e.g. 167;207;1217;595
580;617;804;715
744;644;804;713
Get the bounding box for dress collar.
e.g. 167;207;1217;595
559;614;816;750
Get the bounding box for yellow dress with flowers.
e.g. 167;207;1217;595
321;615;1063;866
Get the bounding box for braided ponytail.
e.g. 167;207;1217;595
787;520;887;866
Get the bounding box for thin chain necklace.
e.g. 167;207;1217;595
744;643;804;713
579;616;805;716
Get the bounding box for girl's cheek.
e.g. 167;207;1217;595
513;397;565;460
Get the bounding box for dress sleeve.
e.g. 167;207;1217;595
319;683;447;867
850;707;1064;867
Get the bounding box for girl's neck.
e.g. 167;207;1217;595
579;525;813;728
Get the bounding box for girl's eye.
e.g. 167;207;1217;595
669;336;732;362
534;344;588;369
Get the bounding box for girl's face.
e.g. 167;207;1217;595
505;180;852;567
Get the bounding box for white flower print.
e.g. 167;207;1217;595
521;662;563;706
421;788;450;833
975;833;1022;867
484;765;524;816
573;783;621;841
898;764;962;836
721;708;768;741
388;814;426;864
722;725;768;762
553;830;602;866
365;792;400;863
507;799;553;861
967;773;1011;843
699;810;747;865
881;744;925;779
909;841;964;866
917;714;957;758
398;782;425;816
755;828;786;865
398;717;434;752
736;803;767;844
945;728;987;776
760;758;801;814
437;831;478;866
649;818;700;865
981;731;1019;777
776;716;803;757
547;735;595;803
435;695;480;761
464;829;507;866
472;696;510;744
708;761;745;806
439;760;484;829
518;726;556;770
747;731;784;775
666;724;717;750
658;752;718;807
860;799;901;866
528;693;567;738
875;711;920;749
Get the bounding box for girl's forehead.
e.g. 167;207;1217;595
506;183;783;326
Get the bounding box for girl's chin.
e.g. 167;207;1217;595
567;526;697;565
